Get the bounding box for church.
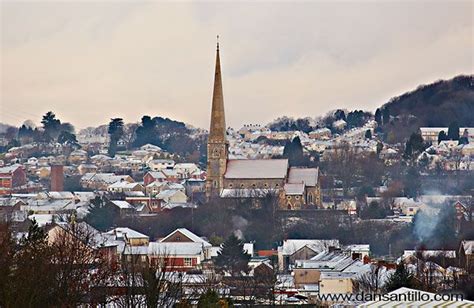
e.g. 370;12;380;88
205;41;322;210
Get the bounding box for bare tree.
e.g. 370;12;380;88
328;142;358;197
111;249;184;307
356;263;385;294
47;221;117;306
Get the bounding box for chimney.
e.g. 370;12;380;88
51;165;64;192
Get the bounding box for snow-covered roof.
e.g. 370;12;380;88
161;169;178;177
167;183;185;190
160;228;211;247
462;240;474;255
279;239;340;256
224;159;288;179
344;244;370;252
106;227;149;239
81;173;131;184
108;182;142;189
146;171;166;179
148;242;204;256
0;164;23;174
288;167;318;187
110;200;134;209
157;189;185;199
284;183;305;195
140;144;162;151
41;191;75;200
174;163;198;169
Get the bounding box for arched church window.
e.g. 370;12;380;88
213;180;218;188
308;193;313;203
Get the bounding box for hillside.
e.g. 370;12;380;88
379;75;473;143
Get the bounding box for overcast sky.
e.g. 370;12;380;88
1;1;472;130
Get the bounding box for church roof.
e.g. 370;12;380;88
284;183;305;195
224;159;288;179
288;167;319;187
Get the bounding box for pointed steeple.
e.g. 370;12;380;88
209;36;226;143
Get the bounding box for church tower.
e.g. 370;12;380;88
206;38;228;199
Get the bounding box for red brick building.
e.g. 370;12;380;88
143;171;166;186
50;165;64;192
0;164;27;195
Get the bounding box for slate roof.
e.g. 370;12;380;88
224;159;288;179
288;167;318;187
284;183;305;195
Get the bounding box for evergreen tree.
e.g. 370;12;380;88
334;109;346;121
215;234;250;276
404;133;425;158
447;121;460;140
459;136;469;145
437;131;448;144
375;108;382;126
376;142;384;155
58;131;79;147
197;290;225;308
365;129;372;139
403;166;420;198
346;110;368;128
385;261;416;292
382;107;390;125
360;201;388;219
108;118;124;157
403;140;413;159
41;111;62;141
283;136;305;166
84;197;117;231
133;115;158;148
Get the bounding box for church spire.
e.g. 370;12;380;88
209;35;226;143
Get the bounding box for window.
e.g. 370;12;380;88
240;183;245;188
275;184;279;188
264;183;268;188
229;183;233;188
252;183;256;188
213;180;218;188
184;258;192;266
287;196;291;200
295;196;300;200
308;193;313;203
